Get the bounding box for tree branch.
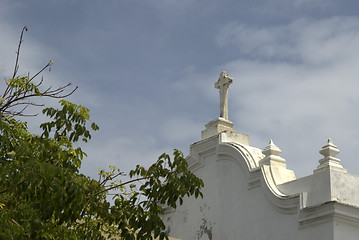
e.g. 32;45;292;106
0;26;78;117
12;26;27;79
95;177;148;196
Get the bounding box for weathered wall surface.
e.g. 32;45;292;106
163;133;359;240
164;135;299;240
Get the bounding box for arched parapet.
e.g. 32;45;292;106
189;132;300;214
259;165;300;213
216;142;261;178
188;131;258;173
216;140;300;213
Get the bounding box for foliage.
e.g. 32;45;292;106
0;27;203;239
1;26;76;117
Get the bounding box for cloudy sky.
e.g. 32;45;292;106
1;0;359;179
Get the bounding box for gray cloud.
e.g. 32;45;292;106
213;17;359;177
1;1;359;181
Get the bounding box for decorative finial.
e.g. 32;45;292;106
259;139;286;167
262;140;282;157
319;138;339;159
314;138;346;173
215;71;233;120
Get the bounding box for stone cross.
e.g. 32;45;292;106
215;71;233;120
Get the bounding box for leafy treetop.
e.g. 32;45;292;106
0;27;203;239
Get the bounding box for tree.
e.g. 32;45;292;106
0;27;203;239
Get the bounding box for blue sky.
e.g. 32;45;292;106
1;0;359;179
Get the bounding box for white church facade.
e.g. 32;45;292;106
163;72;359;240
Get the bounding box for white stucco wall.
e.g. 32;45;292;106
163;132;359;240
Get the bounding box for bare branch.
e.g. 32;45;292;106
35;77;44;87
95;177;148;196
10;218;24;230
12;26;27;80
99;171;125;186
28;61;53;83
0;27;77;117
